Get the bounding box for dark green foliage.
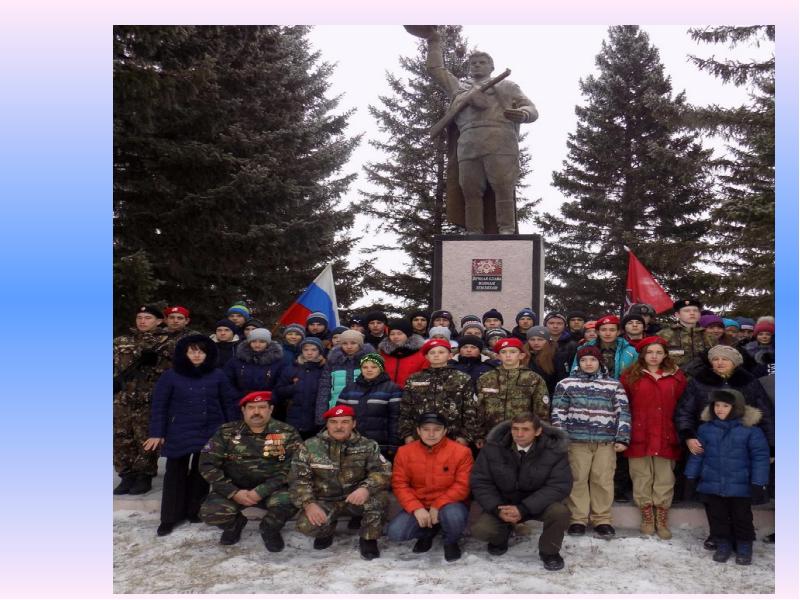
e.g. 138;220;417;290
114;26;361;334
359;26;536;312
537;26;717;315
687;26;774;316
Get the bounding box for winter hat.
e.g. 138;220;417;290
708;345;743;367
461;314;481;327
673;298;702;312
722;318;740;330
215;318;238;333
306;312;329;327
460;320;485;333
757;316;774;324
566;310;588;321
735;317;755;331
494;337;524;352
430;310;453;324
584;320;597;331
359;352;385;371
322;405;356;420
482;308;504;324
420;338;451;356
364;310;388;324
239;391;273;406
164;305;190;318
458;335;485;351
485;327;507;341
137;304;163;319
628;303;655;318
699;314;724;329
416;412;449;427
300;337;324;353
247;328;272;343
754;321;775;335
709;389;746;420
700;309;715;316
576;345;602;361
621;313;646;328
283;323;306;338
634;336;669;353
428;326;452;340
348;315;366;327
387;319;413;338
595;315;620;328
331;326;348;335
227;303;251;319
408;310;430;322
515;308;538;324
543;312;567;325
338;329;365;345
243;318;265;330
526;325;550;340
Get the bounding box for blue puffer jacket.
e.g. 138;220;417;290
336;372;402;450
223;340;284;396
150;335;240;458
684;404;770;497
274;356;326;434
315;343;375;424
571;337;638;380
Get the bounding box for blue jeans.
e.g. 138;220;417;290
387;502;468;544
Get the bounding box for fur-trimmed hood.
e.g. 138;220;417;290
486;419;570;454
234;339;284;365
378;334;425;357
172;334;218;377
296;355;326;367
325;343;375;367
701;399;763;427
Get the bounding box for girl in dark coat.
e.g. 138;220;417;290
146;334;240;536
523;326;568;396
223;328;285;416
274;337;326;439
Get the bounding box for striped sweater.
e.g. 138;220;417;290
550;368;631;444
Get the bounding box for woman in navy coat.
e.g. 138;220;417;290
146;334;240;536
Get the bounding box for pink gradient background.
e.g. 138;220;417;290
0;0;793;598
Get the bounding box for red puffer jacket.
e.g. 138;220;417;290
379;336;430;389
391;437;474;512
621;368;687;460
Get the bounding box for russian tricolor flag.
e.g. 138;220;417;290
278;263;340;328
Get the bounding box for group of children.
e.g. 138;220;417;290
138;301;776;566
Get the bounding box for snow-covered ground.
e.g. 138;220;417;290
114;510;774;594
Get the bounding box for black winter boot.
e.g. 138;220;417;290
359;538;380;560
314;535;334;550
261;529;285;552
540;552;565;571
712;539;733;563
128;474;153;495
443;542;462;562
219;514;247;545
113;474;135;495
703;535;717;550
735;541;753;565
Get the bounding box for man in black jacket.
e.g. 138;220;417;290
470;412;572;571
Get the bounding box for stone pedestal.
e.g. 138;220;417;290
432;234;544;325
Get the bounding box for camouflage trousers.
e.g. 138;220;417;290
200;490;297;533
295;491;388;540
113;395;158;477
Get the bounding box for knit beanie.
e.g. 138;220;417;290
460;320;485;333
722;318;740;330
348;315;366;327
543;312;567;325
754;321;775;335
300;337;324;353
283;323;306;337
215;318;238;332
566;310;588;321
484;327;507;342
243;318;265;330
430;310;453;324
227;303;251;319
338;329;365;345
359;352;385;371
482;308;504;324
458;335;485;351
332;326;348;335
461;314;481;327
247;328;271;343
364;310;388;324
306;312;329;327
699;314;724;329
408;310;430;322
428;326;452;340
708;345;743;367
515;308;538;324
735;317;755;331
526;325;550;340
577;345;602;361
387;319;413;338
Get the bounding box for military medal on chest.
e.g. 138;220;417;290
263;433;286;460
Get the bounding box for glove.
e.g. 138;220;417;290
683;479;698;502
750;484;768;506
138;349;159;367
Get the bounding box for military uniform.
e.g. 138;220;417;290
475;367;550;439
289;430;392;540
113;328;173;477
199;419;302;534
656;324;717;374
399;367;479;442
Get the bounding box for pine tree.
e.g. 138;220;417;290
537;25;717;315
687;26;774;316
359;26;535;312
113;26;362;334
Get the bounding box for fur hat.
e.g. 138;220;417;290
621;313;646;328
628;303;655;318
709;389;746;420
708;345;743;367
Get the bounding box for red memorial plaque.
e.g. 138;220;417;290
471;259;503;291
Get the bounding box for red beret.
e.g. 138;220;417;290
420;338;451;355
577;345;602;360
595;315;620;327
239;391;272;407
164;306;190;318
634;336;669;353
322;404;356;420
494;337;524;352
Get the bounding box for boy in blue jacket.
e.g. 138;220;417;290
684;389;771;565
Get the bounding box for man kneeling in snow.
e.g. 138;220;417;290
470;412;572;571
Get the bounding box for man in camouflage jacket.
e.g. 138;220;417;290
399;339;480;445
290;405;392;560
475;338;550;445
199;391;302;551
656;299;717;377
113;305;174;494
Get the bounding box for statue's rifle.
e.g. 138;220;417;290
429;68;511;140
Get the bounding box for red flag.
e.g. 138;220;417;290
624;246;673;314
